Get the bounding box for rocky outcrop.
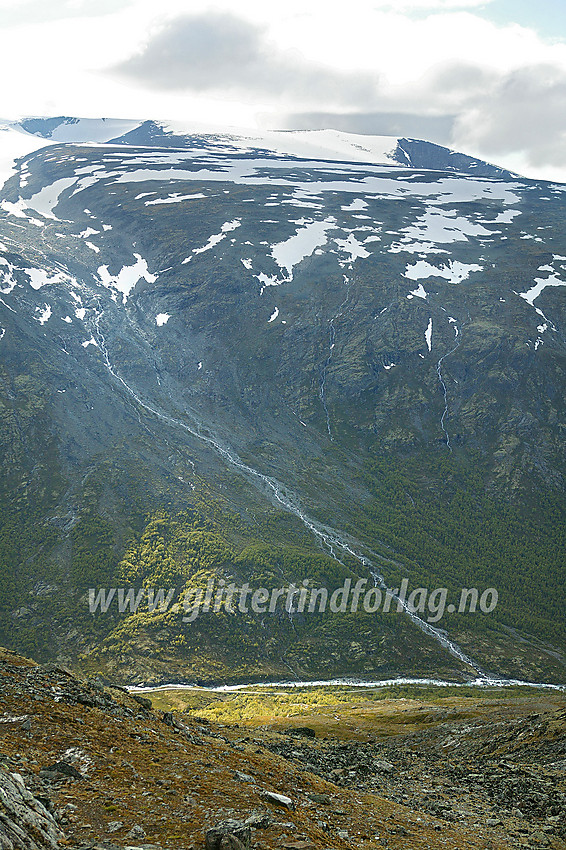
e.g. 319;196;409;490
0;767;64;850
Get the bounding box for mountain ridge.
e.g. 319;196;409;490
4;116;518;178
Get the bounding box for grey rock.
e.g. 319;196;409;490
205;819;251;850
308;793;331;805
243;811;271;828
0;767;65;849
282;727;316;739
39;761;83;782
374;759;394;774
260;790;295;810
126;826;146;840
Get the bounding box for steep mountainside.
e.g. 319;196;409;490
0;119;564;684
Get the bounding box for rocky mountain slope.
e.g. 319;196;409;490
0;118;564;684
1;647;565;849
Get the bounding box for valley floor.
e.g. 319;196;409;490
0;648;565;849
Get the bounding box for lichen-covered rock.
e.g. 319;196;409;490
0;767;64;849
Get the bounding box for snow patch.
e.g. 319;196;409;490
407;283;427;300
145;192;206;206
24;177;77;220
0;198;43;226
24;268;68;290
519;274;566;306
0;258;18;294
341;198;368;212
35;304;52;325
258;217;337;288
155;313;170;326
0;296;15;313
484;209;521;224
401;209;493;246
183;219;240;262
97;255;157;303
1;198;28;219
425;318;433;352
389;240;448;255
0;713;28;723
334;232;370;264
404;259;483;284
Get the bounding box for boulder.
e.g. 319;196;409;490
205;819;251;850
282;727;316;739
260;790;294;810
39;761;83;781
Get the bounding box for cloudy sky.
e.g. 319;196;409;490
1;0;566;180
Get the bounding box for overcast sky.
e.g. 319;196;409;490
1;0;566;180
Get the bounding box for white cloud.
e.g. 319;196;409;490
115;12;380;108
0;0;133;25
375;0;491;6
450;64;566;180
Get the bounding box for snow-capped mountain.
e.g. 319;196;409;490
0;118;564;685
5;115;515;176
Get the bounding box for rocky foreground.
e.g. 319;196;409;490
0;647;565;849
